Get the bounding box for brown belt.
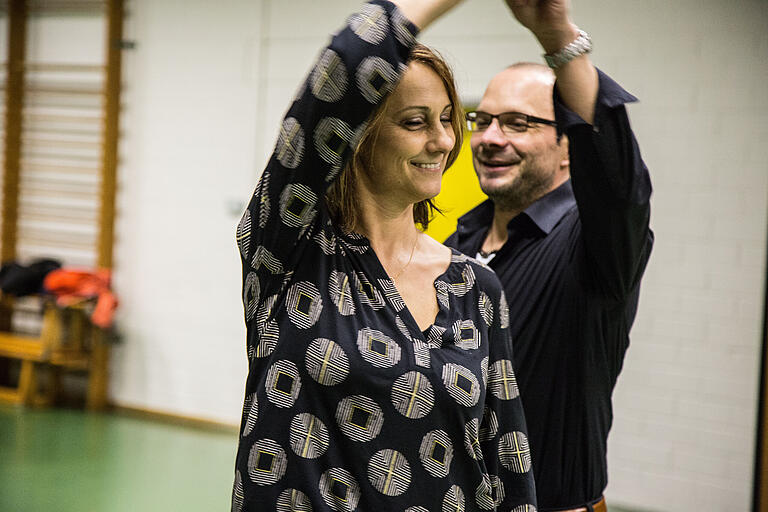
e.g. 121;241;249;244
557;496;607;512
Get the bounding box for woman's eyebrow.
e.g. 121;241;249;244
392;104;452;115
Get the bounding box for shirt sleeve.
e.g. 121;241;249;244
235;1;418;297
554;68;654;301
479;285;538;509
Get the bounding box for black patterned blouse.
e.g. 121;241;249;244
232;2;536;511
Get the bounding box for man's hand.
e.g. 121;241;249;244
504;0;578;54
506;0;598;124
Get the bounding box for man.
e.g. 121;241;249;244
445;1;653;511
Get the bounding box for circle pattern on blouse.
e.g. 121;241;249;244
442;363;480;407
511;505;538;512
276;488;313;512
290;413;330;459
279;183;317;229
243;272;259;322
356;56;398;104
354;272;386;310
479;406;499;442
253;294;279;359
448;264;476;297
476;474;504;510
314;117;354;172
247;438;287;486
478;291;493;327
319;467;361;512
305;337;350;386
464;418;483;460
286;281;323;329
232;470;244;512
251;245;284;275
241;393;258;437
452;319;480;350
488;359;520;400
349;3;388;45
391;371;434;419
255;174;271;229
335;395;384;442
328;270;356;316
275;117;305;169
310;49;348;103
442;485;465;512
499;292;510;329
367;449;411;496
265;360;302;408
236;209;251;260
391;7;417;48
356;327;402;368
419;429;454;478
499;431;532;473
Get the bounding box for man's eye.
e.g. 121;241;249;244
505;120;528;130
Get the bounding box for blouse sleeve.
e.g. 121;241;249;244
235;1;418;296
479;286;538;509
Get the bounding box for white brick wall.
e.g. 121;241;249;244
252;2;768;510
59;0;764;510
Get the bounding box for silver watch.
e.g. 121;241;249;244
543;29;592;69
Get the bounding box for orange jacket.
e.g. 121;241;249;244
43;269;117;329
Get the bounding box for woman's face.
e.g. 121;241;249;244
363;62;456;206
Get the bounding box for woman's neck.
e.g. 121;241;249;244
351;180;420;260
355;197;420;261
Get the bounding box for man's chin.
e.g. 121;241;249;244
479;178;517;199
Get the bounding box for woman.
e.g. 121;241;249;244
233;1;536;510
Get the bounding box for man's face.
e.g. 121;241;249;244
471;67;568;212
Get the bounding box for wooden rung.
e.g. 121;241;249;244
8;83;104;96
19;229;96;246
49;353;90;370
24;113;103;124
0;333;47;361
0;386;23;404
21;161;100;175
27;2;107;14
24;127;101;137
17;187;99;200
25;63;106;73
24;138;101;150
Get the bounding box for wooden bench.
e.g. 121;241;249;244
0;299;106;408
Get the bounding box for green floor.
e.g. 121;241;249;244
0;405;238;512
1;404;643;512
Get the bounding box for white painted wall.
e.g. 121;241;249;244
12;0;766;510
110;0;263;422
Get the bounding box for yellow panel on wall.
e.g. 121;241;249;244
424;134;487;243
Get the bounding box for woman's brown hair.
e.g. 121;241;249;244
325;44;464;231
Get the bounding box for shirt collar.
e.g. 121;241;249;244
456;179;576;236
523;179;576;234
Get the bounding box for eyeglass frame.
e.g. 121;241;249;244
465;110;558;134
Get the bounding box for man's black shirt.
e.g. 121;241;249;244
445;70;654;511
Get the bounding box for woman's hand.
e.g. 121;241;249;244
391;0;464;30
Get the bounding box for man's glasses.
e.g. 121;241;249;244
466;110;557;134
